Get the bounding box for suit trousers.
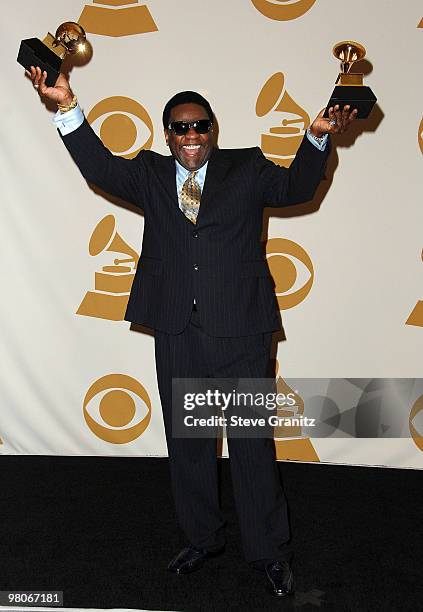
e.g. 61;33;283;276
154;306;291;566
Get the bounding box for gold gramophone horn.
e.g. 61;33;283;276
88;215;139;266
333;40;366;74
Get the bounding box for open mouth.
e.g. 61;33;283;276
182;144;201;155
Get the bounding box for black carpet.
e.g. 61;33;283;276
0;456;422;611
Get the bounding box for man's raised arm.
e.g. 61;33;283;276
27;67;144;208
257;105;357;207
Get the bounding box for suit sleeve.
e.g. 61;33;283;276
255;134;331;208
59;118;145;209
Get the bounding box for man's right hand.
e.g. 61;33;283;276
26;66;74;107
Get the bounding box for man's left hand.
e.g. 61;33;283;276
309;105;358;138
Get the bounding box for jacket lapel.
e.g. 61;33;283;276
196;149;228;226
157;155;178;205
157;154;196;226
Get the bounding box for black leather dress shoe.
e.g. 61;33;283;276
265;560;294;597
167;546;211;574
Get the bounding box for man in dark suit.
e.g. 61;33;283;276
28;66;357;598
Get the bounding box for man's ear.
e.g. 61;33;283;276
164;129;169;146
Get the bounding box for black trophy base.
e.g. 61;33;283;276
17;38;62;88
324;85;377;119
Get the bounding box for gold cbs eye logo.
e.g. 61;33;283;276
266;238;314;309
83;374;151;443
87;96;154;159
409;394;423;452
251;0;317;21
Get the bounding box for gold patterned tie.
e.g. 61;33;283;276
180;171;201;224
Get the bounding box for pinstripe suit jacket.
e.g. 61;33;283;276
62;120;330;336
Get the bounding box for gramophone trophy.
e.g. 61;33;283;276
324;40;377;119
17;22;87;87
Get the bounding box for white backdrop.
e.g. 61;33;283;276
1;0;422;467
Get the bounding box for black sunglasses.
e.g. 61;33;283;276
168;119;213;136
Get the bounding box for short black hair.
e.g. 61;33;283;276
162;91;214;128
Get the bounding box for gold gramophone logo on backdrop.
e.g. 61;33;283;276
273;361;319;461
83;374;151;443
256;72;310;167
266;238;314;309
405;249;423;327
78;0;157;37
87;96;154;159
77;215;139;321
251;0;317;21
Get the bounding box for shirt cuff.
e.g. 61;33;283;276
53;104;84;136
306;127;328;152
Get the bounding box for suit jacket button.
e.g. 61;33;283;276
193;264;199;271
192;231;199;238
